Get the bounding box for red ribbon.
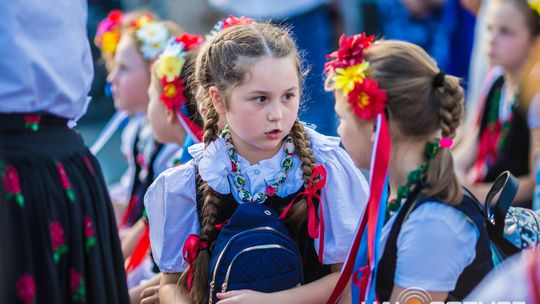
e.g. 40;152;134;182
125;225;151;274
182;234;208;294
279;165;327;262
214;219;229;231
327;115;391;304
529;249;540;304
179;112;204;142
352;266;370;301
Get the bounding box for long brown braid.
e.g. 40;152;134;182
363;40;465;205
178;22;319;303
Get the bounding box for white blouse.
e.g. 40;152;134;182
378;202;479;292
145;127;370;273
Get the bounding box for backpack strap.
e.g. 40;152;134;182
484;171;519;236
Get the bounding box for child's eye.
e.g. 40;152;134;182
283;93;296;102
253;96;267;104
500;27;512;36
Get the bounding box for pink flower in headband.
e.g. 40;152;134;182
95;10;123;55
347;79;387;121
325;33;375;73
207;15;254;40
222;15;254;28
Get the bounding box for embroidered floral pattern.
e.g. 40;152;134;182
55;162;75;203
24;115;40;132
83;215;97;251
220;125;294;204
50;221;68;263
70;268;86;302
1;162;24;207
16;274;36;304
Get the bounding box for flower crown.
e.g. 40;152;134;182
324;33;387;121
95;10;123;55
529;0;540;16
131;15;171;62
206;15;254;40
155;33;205;111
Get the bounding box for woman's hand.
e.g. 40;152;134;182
216;290;273;304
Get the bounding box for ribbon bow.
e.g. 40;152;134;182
279;164;327;262
182;234;208;294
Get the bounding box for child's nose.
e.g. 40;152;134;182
267;100;284;121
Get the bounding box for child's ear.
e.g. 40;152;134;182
209;86;226;115
166;109;177;125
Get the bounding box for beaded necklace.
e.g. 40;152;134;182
220;125;295;204
386;138;452;219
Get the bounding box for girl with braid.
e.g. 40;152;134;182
326;35;493;301
144;21;369;303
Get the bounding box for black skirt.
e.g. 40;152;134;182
0;113;129;304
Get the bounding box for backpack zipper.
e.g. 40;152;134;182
208;226;290;303
221;244;296;293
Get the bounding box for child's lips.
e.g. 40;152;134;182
265;129;282;139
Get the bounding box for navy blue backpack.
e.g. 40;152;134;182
206;202;304;303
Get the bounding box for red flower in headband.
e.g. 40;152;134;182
347;79;387;121
175;33;204;51
325;33;375;73
222;15;254;28
95;10;123;54
160;77;186;112
108;10;122;23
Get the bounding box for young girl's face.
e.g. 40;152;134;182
215;55;300;158
108;35;151;115
486;1;534;70
334;92;374;169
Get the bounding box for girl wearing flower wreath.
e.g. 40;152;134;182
95;12;184;240
144;21;369;303
325;34;494;302
455;0;540;207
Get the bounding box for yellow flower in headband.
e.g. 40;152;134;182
157;55;185;82
101;31;120;54
529;0;540;15
333;61;370;95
